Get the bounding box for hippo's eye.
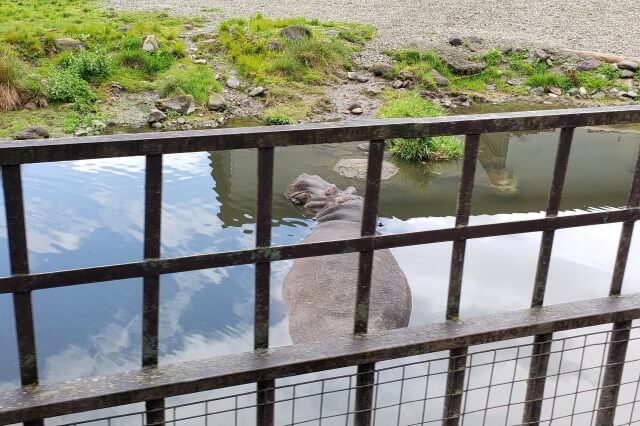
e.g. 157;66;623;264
290;192;308;205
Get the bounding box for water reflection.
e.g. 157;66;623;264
0;125;639;424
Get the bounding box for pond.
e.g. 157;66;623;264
1;118;640;424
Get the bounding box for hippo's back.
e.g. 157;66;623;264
283;220;412;343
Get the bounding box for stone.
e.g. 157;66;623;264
370;63;393;76
610;88;619;94
579;87;588;97
576;58;601;71
91;120;106;129
142;35;159;52
54;38;81;51
152;122;164;129
444;58;485;75
14;126;49;140
177;117;186;125
193;59;207;64
548;93;558;98
592;91;606;99
155;95;196;115
347;72;358;80
281;25;311;41
468;35;483;44
348;103;364;114
226;76;240;89
356;74;370;83
147;108;167;123
485;84;496;91
441;98;453;108
533;49;550;61
430;69;449;86
448;36;463;46
74;129;88;137
207;92;228;111
23;102;37;111
334;159;398;180
248;86;265;97
266;39;283;52
548;87;562;96
529;87;545;96
623;91;638;99
397;70;415;80
546;58;553;66
391;80;404;89
567;88;579;96
105;119;118;128
401;79;412;88
617;60;639;72
621;70;635;79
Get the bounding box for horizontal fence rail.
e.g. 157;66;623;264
1;106;640;426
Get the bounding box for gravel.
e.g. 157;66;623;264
104;0;640;58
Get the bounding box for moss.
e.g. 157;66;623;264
376;90;463;162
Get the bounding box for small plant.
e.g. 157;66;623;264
47;70;97;104
0;45;23;111
60;49;111;81
525;73;572;90
158;64;221;104
262;111;294;125
116;48;175;76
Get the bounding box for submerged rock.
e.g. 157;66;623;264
14;126;49;140
155;95;196;115
334;159;398;180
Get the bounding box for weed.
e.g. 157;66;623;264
47;70;97;104
158;64;221;104
60;49;111;81
525;73;572;90
262;111;295;125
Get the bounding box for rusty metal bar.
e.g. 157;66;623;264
353;140;385;426
255;147;274;426
443;134;480;426
3;293;640;426
1;165;43;426
1;107;640;166
522;127;575;425
142;155;164;425
0;208;637;294
595;144;640;425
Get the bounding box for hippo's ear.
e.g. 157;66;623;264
344;186;357;195
324;184;338;196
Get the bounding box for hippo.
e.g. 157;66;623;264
283;174;412;344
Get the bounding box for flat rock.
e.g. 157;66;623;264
533;49;550;61
226;76;240;89
54;38;81;51
348;103;363;114
347;72;359;81
548;87;562;96
248;86;265;97
14;126;49;140
529;87;545;96
576;58;601;71
334;159;398;180
142;35;159;52
207;92;228;111
443;57;485;75
370;63;394;76
147;108;167;123
592;91;606;99
617;60;639;72
281;25;311;41
391;80;404;89
91;120;106;129
623;91;638;99
193;59;207;65
398;70;415;80
430;69;449;86
356;74;370;83
621;70;635;79
155;95;195;115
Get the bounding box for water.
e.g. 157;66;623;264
2;122;640;424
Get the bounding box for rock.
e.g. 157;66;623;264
105;119;118;128
152;122;164;129
621;70;635;79
347;72;358;81
610;88;619;94
468;35;483;44
623;91;638;99
485;84;496;91
14;126;49;140
183;24;193;30
348;103;363;114
397;70;415;80
281;25;311;41
546;59;553;66
54;38;81;51
391;80;404;89
266;39;283;52
91;120;106;130
444;58;485;75
576;58;601;71
142;35;159;52
356;74;370;83
529;87;545;96
248;86;265;97
147;108;167;123
207;92;228;111
533;49;550;61
226;76;240;89
357;143;370;152
371;63;394;76
334;159;398;180
193;59;207;64
548;87;562;96
23;102;37;111
548;93;558;98
74;129;88;137
156;95;196;115
579;87;588;97
567;88;579;96
441;98;453;108
401;79;412;88
617;60;639;72
448;36;463;46
592;91;606;99
430;69;449;86
177;117;186;125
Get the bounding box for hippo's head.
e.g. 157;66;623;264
286;174;358;211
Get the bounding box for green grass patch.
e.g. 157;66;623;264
158;64;221;104
376;91;463;162
262;110;295;125
525;73;572;90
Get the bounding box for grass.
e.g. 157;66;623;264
158;64;221;104
262;110;295;125
0;45;47;111
376;91;463;162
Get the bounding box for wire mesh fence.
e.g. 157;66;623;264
50;323;640;426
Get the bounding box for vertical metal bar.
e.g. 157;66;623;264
353;140;384;426
2;165;43;426
595;144;640;425
142;155;165;426
442;134;480;426
522;127;574;426
256;147;274;426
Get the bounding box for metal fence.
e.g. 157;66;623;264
1;106;640;426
